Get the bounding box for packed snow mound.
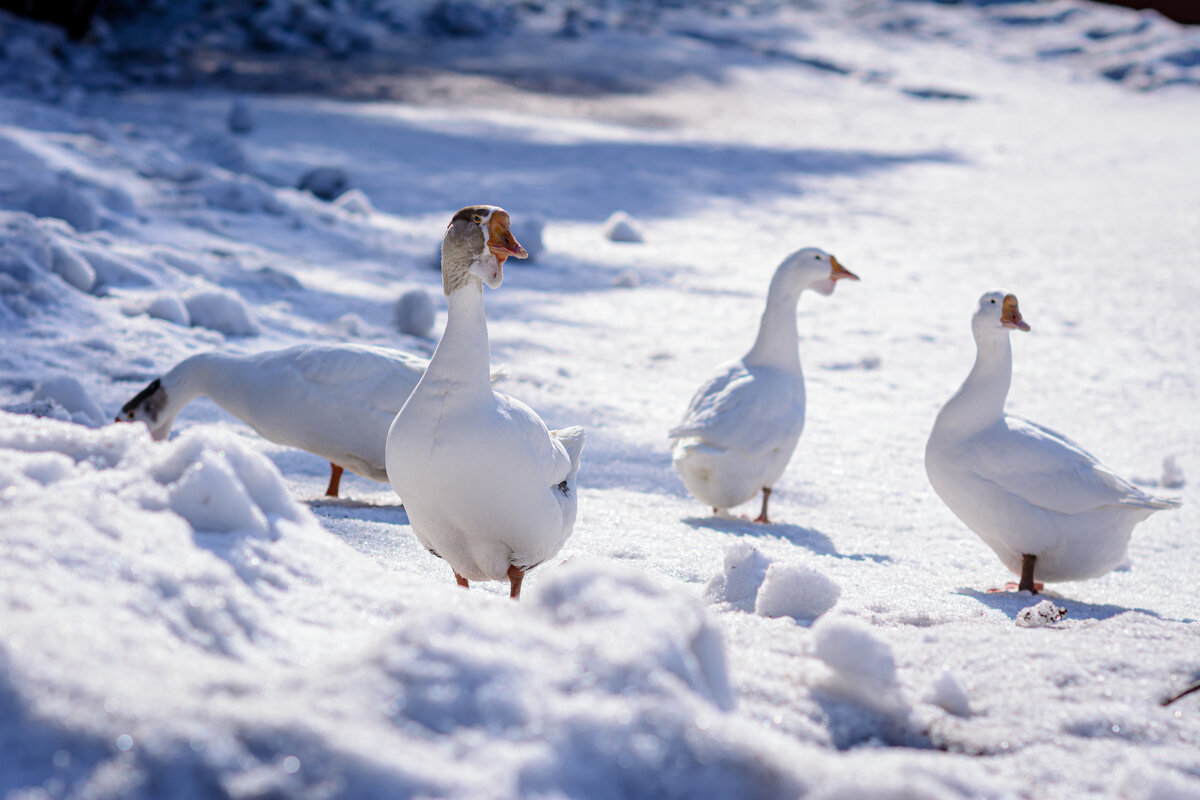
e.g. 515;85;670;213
183;285;260;336
924;671;972;718
705;540;772;612
754;562;841;622
604;210;644;243
811;615;898;687
393;287;436;337
31;375;105;426
0;415;814;799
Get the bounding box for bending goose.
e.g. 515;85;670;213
386;205;585;600
925;291;1181;593
669;247;858;522
117;343;432;497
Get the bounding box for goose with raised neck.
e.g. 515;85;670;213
925;290;1181;594
669;246;858;523
117;343;434;497
385;205;586;600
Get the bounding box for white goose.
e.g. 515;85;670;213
669;247;858;522
386;205;585;599
925;291;1181;593
117;343;432;497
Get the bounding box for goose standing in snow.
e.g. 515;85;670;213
669;247;858;522
386;205;585;600
925;291;1181;593
117;344;434;497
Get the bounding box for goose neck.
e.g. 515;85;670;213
745;289;802;368
427;283;493;389
937;334;1013;433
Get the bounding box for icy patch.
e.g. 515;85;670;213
184;285;260;336
704;541;771;612
604;211;644;243
393;288;436;337
754;562;841;622
924;670;971;718
1016;600;1068;628
31;376;105;427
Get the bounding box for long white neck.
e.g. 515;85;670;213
162;352;228;409
744;276;802;369
425;281;493;398
935;332;1012;434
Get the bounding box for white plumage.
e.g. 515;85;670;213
925;291;1181;592
386;205;585;599
117;343;430;496
669;247;857;522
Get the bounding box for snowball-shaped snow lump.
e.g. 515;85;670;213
49;243;95;293
32;376;104;426
754;562;840;622
810;615;897;686
704;540;771;612
604;211;644;243
393;288;436;338
228;99;255;135
1015;600;1067;628
332;188;375;216
511;215;545;262
144;294;190;326
297;167;350;201
184;286;260;336
924;670;971;717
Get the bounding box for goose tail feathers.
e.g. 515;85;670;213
552;426;587;473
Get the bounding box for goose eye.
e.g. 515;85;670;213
471;214;482;223
990;299;996;304
813;255;820;260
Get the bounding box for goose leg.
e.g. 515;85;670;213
752;487;772;524
325;463;344;497
454;572;469;589
508;564;525;600
1018;553;1038;594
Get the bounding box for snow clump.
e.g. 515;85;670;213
754;561;840;622
184;285;260;336
31;376;105;426
924;670;971;718
297;166;350;201
332;188;375;215
511;214;545;261
808;615;907;715
49;242;96;292
704;540;771;612
393;288;437;337
604;210;644;243
1016;600;1068;628
228;99;256;134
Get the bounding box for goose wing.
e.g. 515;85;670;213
668;362;802;453
970;415;1158;514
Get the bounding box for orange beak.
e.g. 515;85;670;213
1001;294;1030;331
487;211;528;265
830;255;859;281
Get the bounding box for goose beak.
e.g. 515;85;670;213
830;255;858;282
487;211;528;266
1001;294;1030;331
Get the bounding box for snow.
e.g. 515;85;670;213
392;287;436;337
1;0;1199;797
755;561;842;622
603;210;645;243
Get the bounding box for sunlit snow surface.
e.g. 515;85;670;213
1;1;1199;798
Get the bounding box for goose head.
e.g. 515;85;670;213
441;205;528;294
116;378;175;440
772;247;858;298
972;290;1031;340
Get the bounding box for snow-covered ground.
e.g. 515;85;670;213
2;1;1199;798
